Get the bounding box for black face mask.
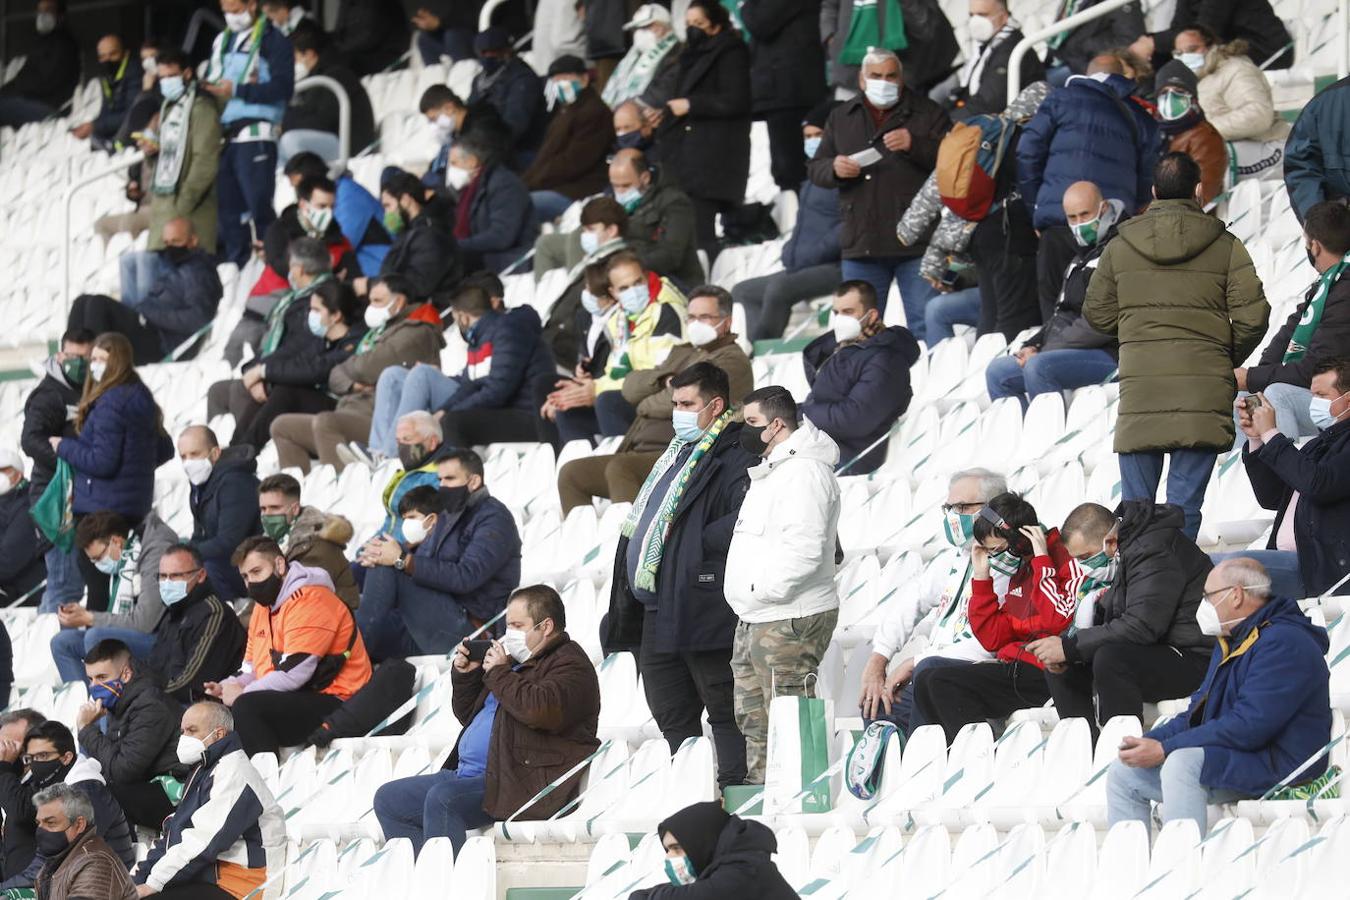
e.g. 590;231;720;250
34;827;71;857
28;759;69;790
614;130;649;151
103;58;123;78
247;573;283;608
161;245;193;266
399;442;428;470
438;484;469;513
686;27;709;50
738;423;768;456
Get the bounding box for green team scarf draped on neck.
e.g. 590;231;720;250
621;408;734;592
1285;252;1350;363
151;82;197;196
840;0;907;66
260;273;332;356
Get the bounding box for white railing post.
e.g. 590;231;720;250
1340;0;1348;79
62;151;146;319
292;76;352;171
1007;0;1142;106
479;0;508;33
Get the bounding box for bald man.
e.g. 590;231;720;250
71;35;138;147
984;180;1121;409
1106;557;1332;839
179;425;260;601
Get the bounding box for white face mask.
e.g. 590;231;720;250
665;855;697;885
447;165;473;191
365;304;393;330
402;516;429;546
176;734;208;766
182;457;213;486
502;626;535;663
90;360;107;382
687;319;719;347
832;311;864;343
579;230;601;255
864;78;899;109
224;10;254;32
303;205;333;235
293;60;311;81
1176;51;1206;72
35;12;56;34
633;28;659;52
1195;587;1261;636
142;56;157;75
1309;391;1348;430
434;113;455;141
967;14;998;43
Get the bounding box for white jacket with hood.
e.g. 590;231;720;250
724;419;841;623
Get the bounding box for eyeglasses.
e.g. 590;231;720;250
21;751;59;765
941;502;983;515
160;568;200;581
1203;583;1270;600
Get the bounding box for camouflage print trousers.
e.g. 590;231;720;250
730;608;839;784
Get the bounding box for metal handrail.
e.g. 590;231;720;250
479;0;509;32
181;7;226;53
1007;0;1141;106
62;150;145;317
292;76;352;175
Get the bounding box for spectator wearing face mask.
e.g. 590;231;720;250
178;426;261;603
30;784;138;900
611;100;657;159
801;280;920;474
932;0;1044;120
284;152;392;276
374;586;598;855
0;710;47;879
1154;62;1226;205
0;0;79;128
279;21;375;164
142;49;222;257
77;639;181;829
217;235;334;368
468;27;547;162
141;545;247;707
210;538;372;756
609;149;704;290
253;175;360;299
1132;0;1293;74
365;172;462;304
0;448;45;607
373;412;454;544
985;180;1120;409
418;85;511;196
524;56;616;226
537;200;631;370
446;135;539;274
69;35;139;151
1172;27;1289;143
603;5;681;108
631;801;797;898
256;475;358;609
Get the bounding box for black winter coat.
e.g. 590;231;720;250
1154;0;1294;71
1027;224;1120;357
630;817;797;900
76;675;180;785
657;30;753;203
144;582;247;706
1247;269;1350;393
605;423;757;655
380;213;462;303
261;324;367;390
947;29;1045;119
332;0;409;76
469;58;547;152
1061;502;1215;664
741;0;828;115
0;25;78;109
20;360;81;508
0;488;43;604
1245;418;1350;596
189;445;261;601
1052;0;1146;74
283;58;376;154
137;250;223;358
263;205;360;283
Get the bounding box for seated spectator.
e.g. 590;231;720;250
0;447;45;605
219;235;333;369
447;135;538;274
468;27;547;161
280;21;376;164
1154;61;1226;204
1028;502;1214;735
801;281;920;474
22;328;94;609
418;84;511;194
261;0;307;34
1174;27;1291;143
412;3;478;64
554;250;687;445
1044;0;1144;84
360;172;462;304
68;219;222;365
30;784;138;900
53;334;173;610
602;4;681;108
374;412;454;543
211;538;372;756
143;48;223;257
611;149;705;290
859;469;1009;735
252;175;359;299
180;426;260;601
69;35;138;151
1140;0;1293;72
524;56;615;225
257;474;359;609
50;512;178;683
629;801;797;899
373;585;599;854
141;545;247;706
1240;357;1350;598
1107;557;1331;838
1235;201;1350;439
212;280;365;452
733;101;842;343
0;0;79;128
357;488;453;660
332;0;409;76
133;701;286;899
0;709;47;880
985;180;1120;410
611;99;656;156
77;639;180;829
537;201;630;372
931;0;1044;119
0;721;134;889
284;152;392;277
271;276;444;473
557;285;752;512
913;494;1080;743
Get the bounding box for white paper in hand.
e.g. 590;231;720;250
850;147;883;168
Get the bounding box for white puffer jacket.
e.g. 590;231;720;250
1197;45;1291;143
724;419;841;623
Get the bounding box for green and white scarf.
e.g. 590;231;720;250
1285;251;1350;363
602;33;678;107
357;321;387;354
109;534;140;617
621;408;734;591
151;83;197;196
260;274;331;356
840;0;907;66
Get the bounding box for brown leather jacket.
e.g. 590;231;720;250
35;829;137;900
617;334;755;454
448;633;600;819
1167;120;1228;206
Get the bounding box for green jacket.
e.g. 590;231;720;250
1084;199;1269;453
147;93;222;254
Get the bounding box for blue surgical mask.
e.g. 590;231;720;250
93;551;120;575
1310;391;1348;430
580;230;600;255
307;309;328;337
581;289;602;315
159;579;190;606
619;283;648;315
1176;51;1206;72
614;186;642;212
160;75;185;101
672;408;706;443
89;679;125;711
804;136;822;159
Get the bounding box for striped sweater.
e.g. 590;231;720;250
966;527;1084;669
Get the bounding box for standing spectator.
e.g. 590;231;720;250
734;101;843;342
0;448;45;606
801;281;920;474
612;149;705;291
1137;0;1293;72
604;363;757;788
1175;28;1291;143
1107;558;1330;838
0;0;79;128
984;180;1120;409
374;586;599;854
1236;201;1350;438
1239;357;1350;598
603;5;681;108
76;640;181;829
0;710;47;881
469;28;547;161
367;171;462;303
1083;152;1269;538
807;49;950;342
523;56;615;225
419;86;512;195
658;1;752;258
54;334;173;611
281;22;376;163
741;0;827;191
202;0;294;266
284;152;392;276
332;0;409;76
1285;77;1350;221
30;785;138;900
179;425;261;601
144;49;223;256
412;2;479;63
256;474;359;608
69;35;140;151
629;801;797;899
932;0;1044;119
1154;61;1226;204
211;539;372;756
725;389;840;783
447;136;539;273
584;0;628;89
1044;0;1146;83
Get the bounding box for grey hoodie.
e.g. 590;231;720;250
88;512;179;635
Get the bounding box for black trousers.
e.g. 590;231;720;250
690;196;738;265
1035;224;1080;324
639;612;747;788
1045;643;1212;735
441;407;559;452
206;379;337;450
68;294;164;365
913;659;1052;744
762;107;809;191
110;779;176;831
230;689;343;756
155;885;236;899
971;213;1041;341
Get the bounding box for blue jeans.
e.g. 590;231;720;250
369;364;463;457
985;349;1118;411
924;287;981;343
40;544;86;613
1210;549;1305;599
1107;747;1246;839
51;626;158;684
218;140;279;267
416;28;475;64
356;565;472;661
279;129;341;165
1118;449;1217;541
841;256;936;344
865;655;972;735
119;250;166;309
529;190;574;226
374;771;492;855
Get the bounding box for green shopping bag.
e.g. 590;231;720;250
839;0;907;66
763;695;833;814
31;459;75;553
